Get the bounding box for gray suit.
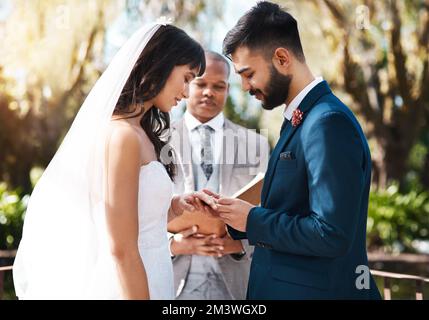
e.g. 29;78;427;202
169;117;269;300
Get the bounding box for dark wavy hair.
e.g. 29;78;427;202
114;25;206;181
223;1;305;62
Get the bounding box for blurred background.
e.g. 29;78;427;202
0;0;428;299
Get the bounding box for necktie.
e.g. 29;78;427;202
197;125;214;181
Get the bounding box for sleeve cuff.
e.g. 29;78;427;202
246;206;263;246
168;234;176;258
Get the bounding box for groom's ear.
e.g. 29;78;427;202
272;48;292;70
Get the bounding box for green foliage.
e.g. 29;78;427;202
0;183;28;250
367;184;429;253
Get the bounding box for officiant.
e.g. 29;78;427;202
168;51;269;300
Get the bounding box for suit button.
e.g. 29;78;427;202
256;242;272;249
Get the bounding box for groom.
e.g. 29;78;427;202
205;2;382;299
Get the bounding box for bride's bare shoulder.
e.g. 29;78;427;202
105;121;142;150
105;121;156;163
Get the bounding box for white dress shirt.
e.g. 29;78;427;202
180;110;232;300
184;110;224;166
283;76;324;120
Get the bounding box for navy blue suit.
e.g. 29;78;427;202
229;81;381;300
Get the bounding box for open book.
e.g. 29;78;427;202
167;172;265;237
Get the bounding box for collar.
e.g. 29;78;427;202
184;110;225;132
283;76;324;120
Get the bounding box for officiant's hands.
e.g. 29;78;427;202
170;225;225;257
170;225;244;257
209;232;245;255
201;189;256;232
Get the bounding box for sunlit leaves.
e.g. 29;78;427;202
368;184;429;253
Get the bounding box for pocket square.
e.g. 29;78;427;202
279;151;295;160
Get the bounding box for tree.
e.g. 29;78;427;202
0;0;222;193
0;0;109;193
305;0;429;189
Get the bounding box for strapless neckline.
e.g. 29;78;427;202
140;160;162;169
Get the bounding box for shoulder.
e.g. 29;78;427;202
302;95;358;133
105;123;148;169
106;122;142;151
299;101;364;151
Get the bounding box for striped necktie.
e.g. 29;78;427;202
197;125;214;181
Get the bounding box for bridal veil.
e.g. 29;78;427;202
13;23;162;299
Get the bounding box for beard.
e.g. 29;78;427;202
250;65;292;110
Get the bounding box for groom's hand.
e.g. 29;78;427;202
215;198;255;232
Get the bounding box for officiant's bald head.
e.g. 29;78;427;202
186;51;230;123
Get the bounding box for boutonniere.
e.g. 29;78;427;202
291;109;304;127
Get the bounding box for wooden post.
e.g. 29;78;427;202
415;280;424;300
383;277;392;300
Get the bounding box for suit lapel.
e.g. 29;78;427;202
172;119;195;192
261;122;295;205
261;81;332;205
219;119;236;195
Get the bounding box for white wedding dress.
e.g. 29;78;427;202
13;23;176;300
73;160;175;300
16;160;176;299
137;160;175;299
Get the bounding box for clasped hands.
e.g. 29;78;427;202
170;225;244;258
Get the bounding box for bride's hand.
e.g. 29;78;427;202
202;189;221;200
171;194;196;217
171;191;218;217
199;189;223;216
191;191;218;212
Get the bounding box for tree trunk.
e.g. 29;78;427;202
383;141;410;188
313;0;429;190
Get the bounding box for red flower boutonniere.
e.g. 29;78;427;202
291;109;304;127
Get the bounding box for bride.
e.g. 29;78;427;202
12;22;217;299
